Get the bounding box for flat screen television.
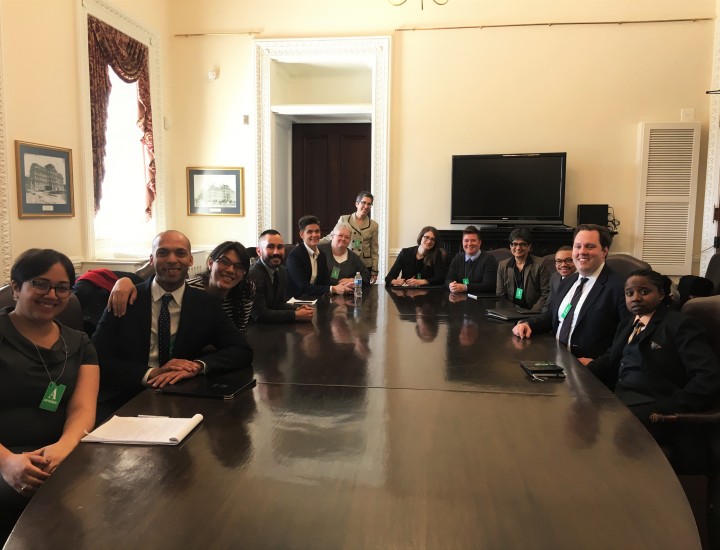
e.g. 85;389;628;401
451;152;567;226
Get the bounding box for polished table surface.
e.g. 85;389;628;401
6;286;700;549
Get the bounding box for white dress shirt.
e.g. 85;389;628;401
555;262;605;349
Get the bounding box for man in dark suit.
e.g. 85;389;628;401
550;245;576;298
285;215;353;299
513;224;631;362
589;274;720;418
543;245;576;314
445;225;497;294
93;230;253;413
248;229;314;323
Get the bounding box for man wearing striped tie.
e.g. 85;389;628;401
93;230;253;418
512;224;630;363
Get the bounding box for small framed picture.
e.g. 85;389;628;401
187;167;244;216
15;141;74;218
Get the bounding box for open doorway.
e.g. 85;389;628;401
292;122;371;239
255;37;390;276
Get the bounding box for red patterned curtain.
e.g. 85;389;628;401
88;15;155;217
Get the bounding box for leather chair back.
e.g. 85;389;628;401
705;252;720;295
488;248;512;262
681;295;720;360
541;253;557;278
605;253;651;280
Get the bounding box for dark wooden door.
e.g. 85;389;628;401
292;123;371;240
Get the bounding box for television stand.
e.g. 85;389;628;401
438;226;573;257
533;225;573;233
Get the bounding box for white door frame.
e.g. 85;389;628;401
255;37;391;276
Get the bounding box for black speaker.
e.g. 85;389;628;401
577;204;608;227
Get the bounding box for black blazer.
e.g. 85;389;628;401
285;244;331;299
445;251;498;294
385;246;446;286
92;278;253;405
248;262;296;323
589;307;720;414
527;264;631;359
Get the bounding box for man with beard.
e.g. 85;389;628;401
248;229;314;323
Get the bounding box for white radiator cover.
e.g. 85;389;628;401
634;122;701;275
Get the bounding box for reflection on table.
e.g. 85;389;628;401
6;286;700;549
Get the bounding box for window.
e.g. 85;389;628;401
94;69;155;257
85;11;160;261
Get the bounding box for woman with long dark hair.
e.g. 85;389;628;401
385;226;447;287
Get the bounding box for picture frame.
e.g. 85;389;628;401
15;141;74;218
187;167;244;216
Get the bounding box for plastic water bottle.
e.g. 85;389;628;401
354;271;363;299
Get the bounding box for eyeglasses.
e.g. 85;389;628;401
422;235;436;242
357;200;373;207
555;258;574;265
510;242;529;249
215;256;245;272
29;279;71;298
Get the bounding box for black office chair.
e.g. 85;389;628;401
541;253;556;278
282;244;296;265
605;253;651;280
650;295;720;549
0;284;83;331
73;270;143;337
487;249;512;263
705;253;720;295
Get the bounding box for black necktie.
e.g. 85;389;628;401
465;259;473;277
158;294;172;366
558;277;588;347
272;270;280;300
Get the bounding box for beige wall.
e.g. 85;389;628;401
2;0;86;259
0;0;716;271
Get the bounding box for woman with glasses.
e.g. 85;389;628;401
496;228;550;311
331;191;379;283
0;249;99;541
385;226;447;287
108;241;255;333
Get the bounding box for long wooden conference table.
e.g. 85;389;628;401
6;286;700;549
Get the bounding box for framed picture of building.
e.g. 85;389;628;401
15;141;74;218
187;167;244;216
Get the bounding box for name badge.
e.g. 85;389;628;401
416;273;422;280
560;303;573;320
353;239;362;249
515;288;524;300
40;382;66;412
331;266;341;280
462;278;469;285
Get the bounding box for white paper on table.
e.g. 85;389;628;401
287;297;317;305
81;413;203;445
